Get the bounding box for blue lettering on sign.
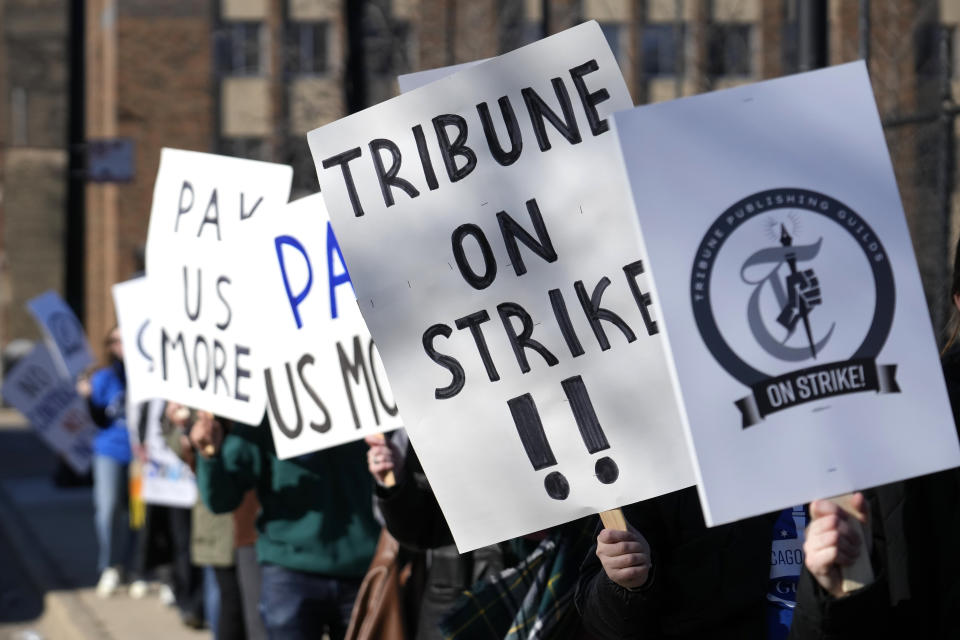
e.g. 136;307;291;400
326;221;354;319
275;235;314;329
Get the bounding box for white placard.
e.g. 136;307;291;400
2;344;97;473
144;148;293;424
613;61;960;526
112;277;160;406
308;22;693;551
129;399;197;508
397;60;485;93
244;193;403;458
27;291;95;380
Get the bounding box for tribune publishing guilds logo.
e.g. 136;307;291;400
690;188;900;427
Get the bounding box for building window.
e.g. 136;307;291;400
708;24;753;77
219;22;265;75
781;0;800;74
287;22;329;75
600;22;623;65
643;24;683;77
219;137;268;161
366;20;411;104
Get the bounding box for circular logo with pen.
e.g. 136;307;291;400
690;188;900;427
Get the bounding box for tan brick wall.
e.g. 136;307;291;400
4;149;66;341
2;0;69;348
222;77;272;137
114;10;214;292
290;77;343;132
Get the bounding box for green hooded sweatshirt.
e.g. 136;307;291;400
196;421;378;578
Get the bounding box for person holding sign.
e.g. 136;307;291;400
78;326;137;598
788;246;960;639
576;489;815;639
189;415;379;640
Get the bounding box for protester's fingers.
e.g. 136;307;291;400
847;492;869;524
369;459;395;474
366;445;392;463
805;516;860;554
604;552;651;571
806;545;840;575
604;565;651;590
596;539;645;558
805;512;841;542
364;434;386;447
597;528;641;545
809;499;841;520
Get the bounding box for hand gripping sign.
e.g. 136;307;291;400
308;22;694;551
143;149;292;425
612;61;960;527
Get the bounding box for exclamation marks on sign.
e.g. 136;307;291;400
562;375;620;485
507;374;619;501
507;393;569;500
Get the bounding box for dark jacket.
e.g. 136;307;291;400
196;420;379;578
788;348;960;639
575;486;777;639
375;437;512;640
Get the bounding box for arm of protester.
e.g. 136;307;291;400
788;492;890;640
367;433;455;550
192;416;259;515
575;507;660;639
80;370;111;428
161;413;195;471
365;432;403;487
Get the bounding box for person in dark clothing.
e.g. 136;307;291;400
575;486;789;639
189;412;379;640
787;243;960;639
366;430;514;640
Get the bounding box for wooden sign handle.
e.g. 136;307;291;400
828;494;873;593
373;433;396;488
600;508;627;531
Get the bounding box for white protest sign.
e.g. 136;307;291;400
27;291;95;380
129;399;197;508
397;60;485;93
244;193;402;458
613;61;960;526
2;344;97;473
112;277;160;406
308;22;693;551
144;149;292;424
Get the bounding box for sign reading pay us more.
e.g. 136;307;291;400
144;149;292;424
246;193;402;458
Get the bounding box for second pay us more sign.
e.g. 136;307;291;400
244;193;402;459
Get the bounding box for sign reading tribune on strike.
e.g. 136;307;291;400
613;62;960;527
308;22;694;551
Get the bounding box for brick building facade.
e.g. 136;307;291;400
1;0;959;365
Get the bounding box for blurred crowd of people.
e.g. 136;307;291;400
66;245;960;640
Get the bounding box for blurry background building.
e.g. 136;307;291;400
0;0;958;374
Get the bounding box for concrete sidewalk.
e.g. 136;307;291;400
0;413;208;640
